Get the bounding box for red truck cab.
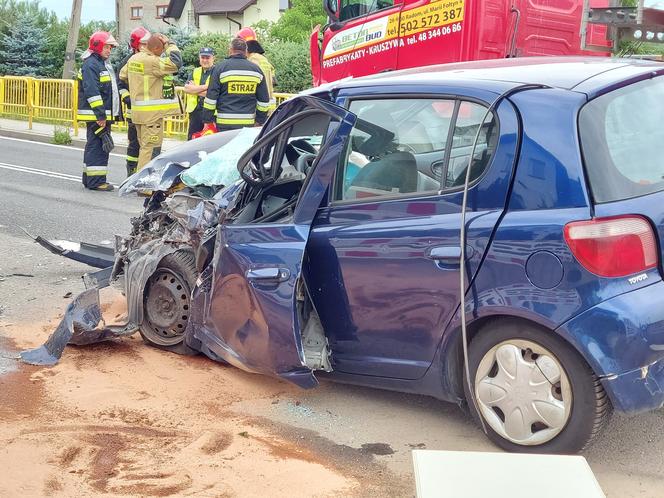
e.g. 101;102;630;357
311;0;609;86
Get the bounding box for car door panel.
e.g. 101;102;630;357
188;97;357;388
306;98;520;380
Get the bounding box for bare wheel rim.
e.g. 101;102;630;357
143;268;191;346
474;339;572;446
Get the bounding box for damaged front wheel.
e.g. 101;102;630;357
140;250;198;355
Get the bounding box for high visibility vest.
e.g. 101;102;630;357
248;53;276;113
185;66;211;114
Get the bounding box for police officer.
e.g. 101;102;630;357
237;27;277;115
202;38;270;132
78;31;120;192
119;33;183;170
117;26;150;177
184;47;215;140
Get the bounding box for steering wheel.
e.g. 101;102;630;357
295;153;317;174
239;158;273;187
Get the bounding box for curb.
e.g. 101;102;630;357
0;128;129;155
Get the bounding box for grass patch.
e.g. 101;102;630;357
52;126;72;145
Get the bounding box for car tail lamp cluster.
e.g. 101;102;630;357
564;215;658;277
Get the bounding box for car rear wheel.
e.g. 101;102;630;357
464;320;611;453
139;250;198;355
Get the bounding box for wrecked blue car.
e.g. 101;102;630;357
31;57;664;454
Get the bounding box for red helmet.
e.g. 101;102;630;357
88;31;118;55
237;27;257;42
129;27;150;51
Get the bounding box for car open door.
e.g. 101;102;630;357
189;97;356;388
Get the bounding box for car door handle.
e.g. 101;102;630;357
246;267;291;282
427;245;475;263
428;246;462;262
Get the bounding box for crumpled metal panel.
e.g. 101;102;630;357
25;183;240;365
20;288;138;366
118;129;243;196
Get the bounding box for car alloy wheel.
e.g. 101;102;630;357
474;339;572;446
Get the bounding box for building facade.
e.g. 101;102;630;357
164;0;288;36
116;0;172;36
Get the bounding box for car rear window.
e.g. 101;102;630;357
579;77;664;203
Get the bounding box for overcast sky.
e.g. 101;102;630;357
38;0;115;23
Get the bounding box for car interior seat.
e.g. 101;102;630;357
347;151;419;198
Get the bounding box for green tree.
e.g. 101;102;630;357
0;13;47;76
0;0;57;33
270;0;326;42
42;18;68;78
264;40;312;92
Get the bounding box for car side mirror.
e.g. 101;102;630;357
324;0;340;21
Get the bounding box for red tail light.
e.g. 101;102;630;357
564;215;658;277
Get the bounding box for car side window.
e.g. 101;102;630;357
339;0;395;21
334;98;497;202
443;101;498;189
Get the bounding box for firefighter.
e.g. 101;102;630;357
183;47;215;140
117;26;150;177
119;33;183;170
78;31;120;192
202;38;270;132
236;27;277;115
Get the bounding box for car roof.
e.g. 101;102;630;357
307;57;664;98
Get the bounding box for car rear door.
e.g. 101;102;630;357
189;97;357;388
305;93;520;379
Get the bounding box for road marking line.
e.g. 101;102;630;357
0;135;125;158
0;162;118;187
0;162;81;180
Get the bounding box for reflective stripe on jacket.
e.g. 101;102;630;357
119;44;183;124
202;54;270;127
185;66;212;114
77;53;120;122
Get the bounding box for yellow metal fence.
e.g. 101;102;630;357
0;75;294;140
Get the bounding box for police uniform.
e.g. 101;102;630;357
119;43;182;169
117;52;139;176
202;54;270;132
186;65;213;140
77;53;120;189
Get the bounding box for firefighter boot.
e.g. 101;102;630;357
91;182;115;192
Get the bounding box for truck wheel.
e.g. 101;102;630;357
464;319;611;453
140;250;199;355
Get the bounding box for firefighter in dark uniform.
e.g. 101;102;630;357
184;47;215;140
202;38;270;132
117;26;150;177
77;31;120;191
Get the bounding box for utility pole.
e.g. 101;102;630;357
62;0;83;79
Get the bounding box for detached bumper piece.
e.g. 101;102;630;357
20;288;138;366
35;237;115;269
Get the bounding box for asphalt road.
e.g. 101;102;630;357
1;136;664;496
0;136;143;318
0;136;143;242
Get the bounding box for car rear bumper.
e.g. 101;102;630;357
556;279;664;414
602;357;664;414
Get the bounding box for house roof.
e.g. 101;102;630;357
166;0;258;17
165;0;186;18
192;0;258;14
